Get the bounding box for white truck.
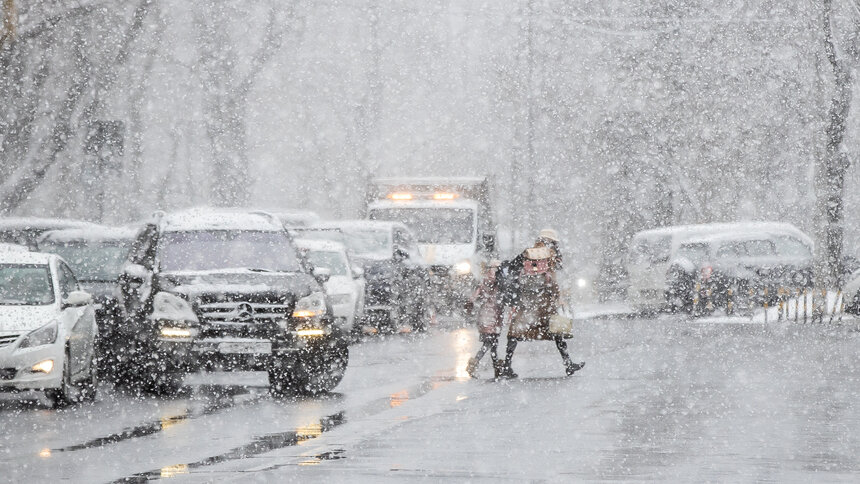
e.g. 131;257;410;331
364;177;496;308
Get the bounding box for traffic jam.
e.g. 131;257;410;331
2;178;859;481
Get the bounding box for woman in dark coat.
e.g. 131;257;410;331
498;232;584;378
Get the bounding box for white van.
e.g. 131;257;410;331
626;222;812;310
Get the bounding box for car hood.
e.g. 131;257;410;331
0;305;59;334
162;270;319;301
418;244;475;266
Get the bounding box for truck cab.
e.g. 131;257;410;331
364;177;496;310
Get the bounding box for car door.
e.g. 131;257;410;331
58;261;94;380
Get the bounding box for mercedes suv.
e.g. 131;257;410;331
114;208;349;395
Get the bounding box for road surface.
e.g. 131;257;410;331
2;316;860;482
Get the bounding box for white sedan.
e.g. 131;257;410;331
295;239;365;332
0;251;98;407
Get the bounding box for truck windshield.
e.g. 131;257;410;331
159;231;302;273
369;208;475;244
38;240;131;282
0;264;55;305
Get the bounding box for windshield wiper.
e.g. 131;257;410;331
245;268;274;273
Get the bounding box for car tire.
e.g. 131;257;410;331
271;345;349;396
46;351;78;408
79;354;99;402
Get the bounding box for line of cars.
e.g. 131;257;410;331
1;209;437;405
626;222;816;314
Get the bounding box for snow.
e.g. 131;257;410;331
148;292;198;323
0;250;55;265
38;226;138;244
159;208;284;233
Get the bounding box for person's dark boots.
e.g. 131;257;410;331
565;361;585;376
499;362;518;379
492;361;505;380
466;357;479;378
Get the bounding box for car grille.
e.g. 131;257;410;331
0;334;20;349
195;296;293;340
0;368;16;381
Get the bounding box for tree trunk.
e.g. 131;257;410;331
813;0;853;321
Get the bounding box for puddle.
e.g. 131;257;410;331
54;386;259;453
113;412;346;482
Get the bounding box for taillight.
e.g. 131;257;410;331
701;266;713;281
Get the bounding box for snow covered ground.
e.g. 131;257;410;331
2;315;859;482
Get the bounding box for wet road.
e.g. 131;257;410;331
3;316;860;482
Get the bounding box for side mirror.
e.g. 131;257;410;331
123;263;148;285
352;265;364;279
393;247;409;261
480;233;496;254
313;267;331;284
63;290;92;309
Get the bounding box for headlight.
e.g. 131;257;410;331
576;278;589;289
292;291;327;319
19;321;59;349
157;319;197;340
328;293;352;306
454;260;472;275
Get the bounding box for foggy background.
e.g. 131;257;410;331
2;0;860;269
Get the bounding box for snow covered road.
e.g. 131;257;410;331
3;316;860;482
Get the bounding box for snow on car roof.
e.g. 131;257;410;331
0;217;95;232
633;222;811;246
372;176;487;186
294;239;347;253
0;250;55;265
0;243;29;253
315;219;405;232
160;208;284;232
39;225;138;243
269;210;321;227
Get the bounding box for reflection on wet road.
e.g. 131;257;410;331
2;317;860;482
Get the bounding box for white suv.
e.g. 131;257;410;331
0;251;98;406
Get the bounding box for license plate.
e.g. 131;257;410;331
218;341;271;354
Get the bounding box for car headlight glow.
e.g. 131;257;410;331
160;327;193;338
296;328;326;338
31;359;54;373
18;321;59;349
292;291;327;319
577;278;589;289
454;260;472;275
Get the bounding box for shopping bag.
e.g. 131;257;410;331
549;306;573;335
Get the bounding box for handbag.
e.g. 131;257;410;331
549;305;574;334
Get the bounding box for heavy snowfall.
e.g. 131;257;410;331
2;1;860;482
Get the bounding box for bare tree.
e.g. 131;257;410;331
813;0;854;305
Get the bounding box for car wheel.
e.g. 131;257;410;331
80;354;99;402
273;346;349;396
46;350;78;408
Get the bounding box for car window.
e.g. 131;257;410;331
677;243;709;265
58;262;79;298
773;236;812;258
651;236;671;263
717;242;743;259
743;240;776;257
306;250;349;276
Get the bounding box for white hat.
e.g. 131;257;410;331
538;228;560;242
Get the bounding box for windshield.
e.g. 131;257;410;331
306;250;349;276
159;230;302;273
368;208;475;244
38;240;131;281
340;228;391;258
677;243;709;265
0;264;55;305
